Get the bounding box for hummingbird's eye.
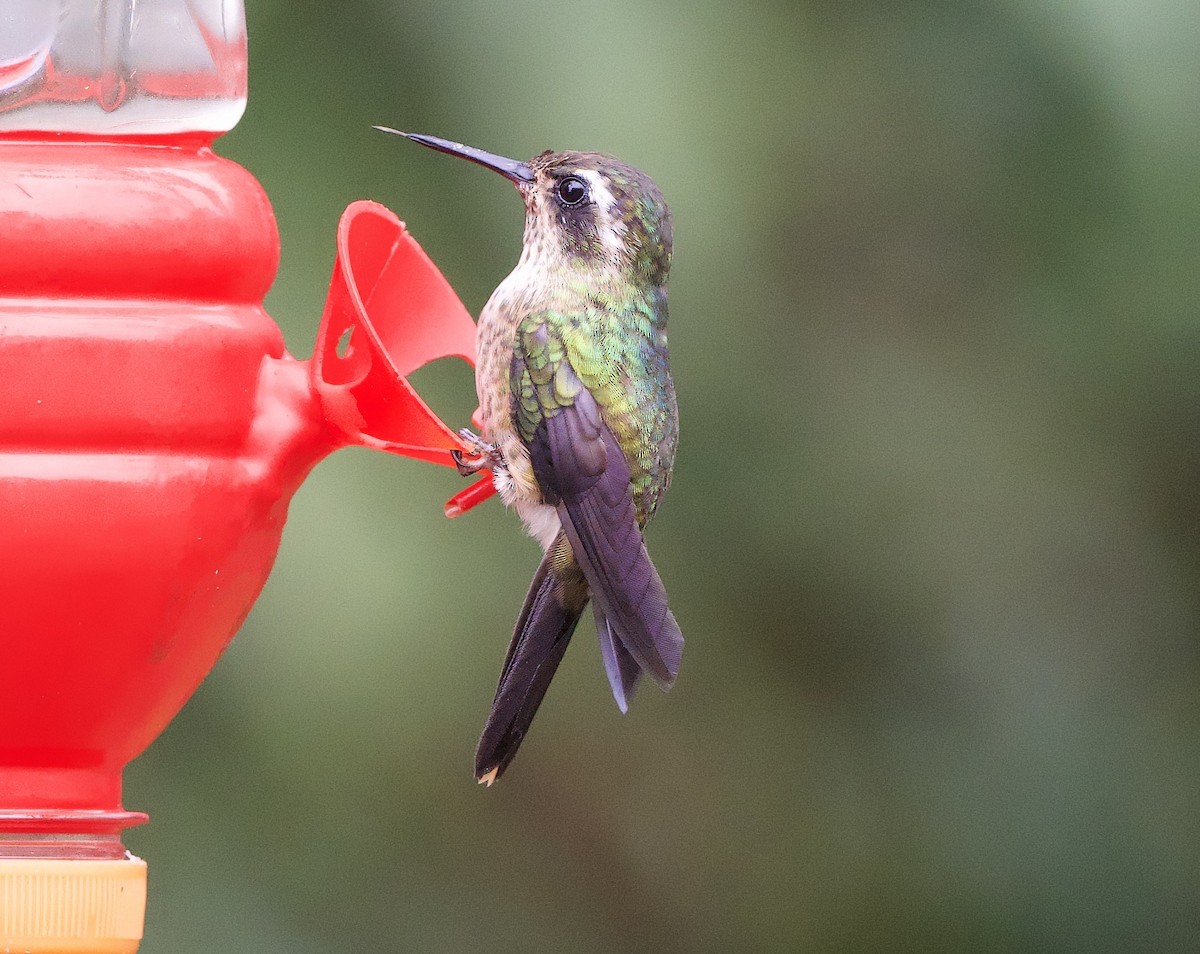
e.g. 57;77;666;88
555;175;589;207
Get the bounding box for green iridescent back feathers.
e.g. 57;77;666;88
513;298;675;526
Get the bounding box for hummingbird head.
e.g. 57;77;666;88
376;129;672;288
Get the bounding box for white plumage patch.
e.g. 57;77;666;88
578;169;627;258
492;455;561;551
517;499;562;551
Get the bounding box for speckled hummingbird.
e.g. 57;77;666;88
376;128;683;785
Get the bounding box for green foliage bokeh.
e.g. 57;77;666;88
128;1;1199;951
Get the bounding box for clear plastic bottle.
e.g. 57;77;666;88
0;0;246;135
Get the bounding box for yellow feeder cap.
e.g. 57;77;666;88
0;857;146;954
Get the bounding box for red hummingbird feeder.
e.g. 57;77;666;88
0;2;492;950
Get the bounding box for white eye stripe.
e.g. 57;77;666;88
577;169;616;214
577;170;627;256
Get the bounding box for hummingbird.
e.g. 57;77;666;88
376;128;683;785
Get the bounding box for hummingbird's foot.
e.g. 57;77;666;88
457;428;494;454
451;448;485;476
451;429;502;476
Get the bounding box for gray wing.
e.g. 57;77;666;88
525;378;684;692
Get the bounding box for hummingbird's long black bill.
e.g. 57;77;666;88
373;127;535;184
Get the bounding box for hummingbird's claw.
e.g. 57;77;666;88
452;429;502;476
451;447;483;477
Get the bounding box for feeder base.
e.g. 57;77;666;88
0;857;146;954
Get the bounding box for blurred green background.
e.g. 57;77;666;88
127;0;1199;951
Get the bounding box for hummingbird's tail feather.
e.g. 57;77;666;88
594;605;642;713
475;538;588;785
